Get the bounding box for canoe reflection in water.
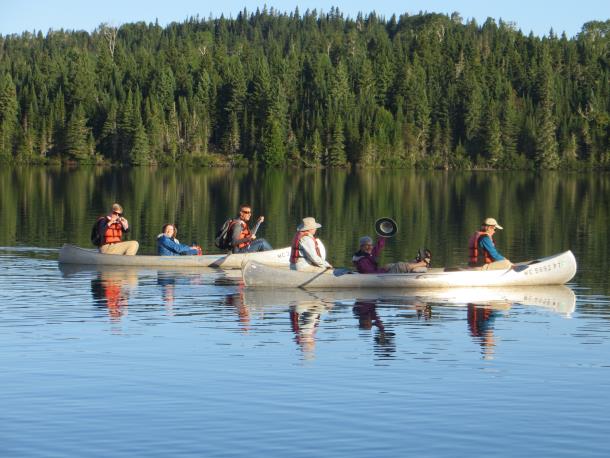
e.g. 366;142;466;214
90;270;138;321
244;285;576;359
60;264;577;356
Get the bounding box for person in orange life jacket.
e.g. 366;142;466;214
98;203;139;255
230;204;273;253
352;236;429;274
468;217;512;270
289;217;332;272
157;224;201;256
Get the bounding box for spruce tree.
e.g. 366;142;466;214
328;117;347;166
0;74;18;160
64;105;91;161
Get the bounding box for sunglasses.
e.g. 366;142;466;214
240;210;252;214
113;211;122;216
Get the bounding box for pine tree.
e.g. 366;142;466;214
130;121;150;165
260;118;285;166
501;84;519;160
0;73;18;160
485;103;504;166
64;105;91;161
328;117;347;166
100;103;119;161
309;129;323;166
535;51;560;169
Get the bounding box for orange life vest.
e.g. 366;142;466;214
468;231;494;266
235;221;252;249
290;232;321;264
103;219;124;245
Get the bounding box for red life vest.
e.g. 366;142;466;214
290;232;321;264
103;219;124;245
235;221;252;249
468;231;494;266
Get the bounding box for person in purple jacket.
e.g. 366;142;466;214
352;236;429;274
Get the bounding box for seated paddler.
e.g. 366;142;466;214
467;217;512;270
230;204;273;253
157;224;201;256
289;217;332;272
96;203;139;255
352;236;430;274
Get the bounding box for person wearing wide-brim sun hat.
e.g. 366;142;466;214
289;217;332;272
467;217;512;270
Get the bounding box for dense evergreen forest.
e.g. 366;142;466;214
0;8;608;168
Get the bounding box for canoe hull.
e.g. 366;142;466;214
242;251;577;288
58;244;291;269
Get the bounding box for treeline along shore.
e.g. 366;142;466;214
0;8;608;169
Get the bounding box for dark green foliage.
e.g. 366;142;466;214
64;105;91;161
0;12;608;168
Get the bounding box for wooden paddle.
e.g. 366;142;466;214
251;216;264;236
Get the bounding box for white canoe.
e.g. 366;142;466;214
58;243;291;269
242;251;577;288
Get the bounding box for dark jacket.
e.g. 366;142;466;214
352;238;387;274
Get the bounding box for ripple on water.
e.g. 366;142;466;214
1;255;610;457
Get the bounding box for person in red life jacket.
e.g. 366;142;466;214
157;224;201;256
352;236;429;273
289;217;332;272
468;217;512;270
230;204;273;253
97;203;139;255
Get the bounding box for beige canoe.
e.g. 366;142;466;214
243;251;577;288
58;243;291;269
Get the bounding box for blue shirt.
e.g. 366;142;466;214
478;235;505;261
157;235;199;256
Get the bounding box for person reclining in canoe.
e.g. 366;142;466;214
468;217;512;270
289;217;333;272
230;204;273;253
352;236;430;274
96;203;139;255
157;224;201;256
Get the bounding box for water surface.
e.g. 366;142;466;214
1;168;609;457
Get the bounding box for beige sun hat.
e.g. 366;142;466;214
484;217;503;230
297;217;322;231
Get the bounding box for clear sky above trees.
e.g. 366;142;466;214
1;0;608;37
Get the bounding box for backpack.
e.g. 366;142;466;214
214;219;237;250
90;216;106;247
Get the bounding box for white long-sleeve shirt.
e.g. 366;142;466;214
291;235;332;272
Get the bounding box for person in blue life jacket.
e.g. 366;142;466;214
467;217;512;270
157;224;201;256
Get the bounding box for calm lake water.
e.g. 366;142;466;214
1;167;609;457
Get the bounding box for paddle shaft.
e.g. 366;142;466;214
251;220;262;236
